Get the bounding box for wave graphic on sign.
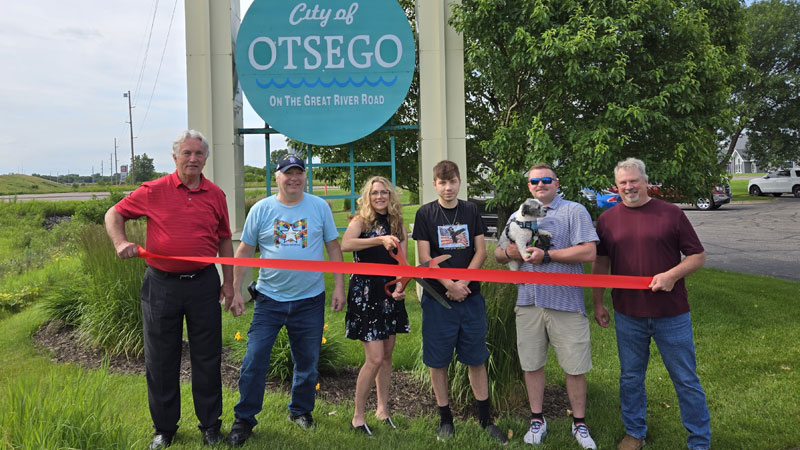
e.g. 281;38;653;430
255;75;398;89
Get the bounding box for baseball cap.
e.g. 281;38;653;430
276;154;305;173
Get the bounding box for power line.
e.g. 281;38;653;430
139;0;179;133
132;0;161;106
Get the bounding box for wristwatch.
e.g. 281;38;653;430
542;249;551;264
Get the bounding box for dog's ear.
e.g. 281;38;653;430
521;199;539;217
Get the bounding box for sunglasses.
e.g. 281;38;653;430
529;177;554;185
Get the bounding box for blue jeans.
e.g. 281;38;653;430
233;291;325;426
614;311;711;450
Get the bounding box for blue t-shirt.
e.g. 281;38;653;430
241;193;339;301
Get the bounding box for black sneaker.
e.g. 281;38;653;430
148;433;173;450
484;423;509;445
436;422;455;441
226;419;253;447
201;427;223;446
289;413;314;429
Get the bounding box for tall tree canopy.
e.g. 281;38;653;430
451;0;746;220
722;0;800;170
132;153;156;183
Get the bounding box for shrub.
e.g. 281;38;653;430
40;222;147;356
73;222;146;356
74;190;125;225
229;322;344;382
0;368;136;449
0;285;40;317
412;247;524;412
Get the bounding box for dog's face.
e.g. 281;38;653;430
518;198;546;221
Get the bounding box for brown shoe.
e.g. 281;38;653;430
618;434;645;450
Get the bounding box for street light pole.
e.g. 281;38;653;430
123;90;135;185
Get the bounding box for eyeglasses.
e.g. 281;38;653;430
370;190;390;196
529;177;555;185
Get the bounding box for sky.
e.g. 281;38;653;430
0;0;278;177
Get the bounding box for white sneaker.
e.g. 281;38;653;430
571;423;597;449
523;418;547;445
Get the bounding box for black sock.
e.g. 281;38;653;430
476;399;492;428
573;416;586;426
530;412;544;421
438;405;453;425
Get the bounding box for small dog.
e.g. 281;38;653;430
497;198;552;271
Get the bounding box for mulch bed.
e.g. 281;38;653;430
33;321;571;420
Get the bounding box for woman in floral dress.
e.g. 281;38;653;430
341;176;409;435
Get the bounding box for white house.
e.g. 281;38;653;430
726;135;761;174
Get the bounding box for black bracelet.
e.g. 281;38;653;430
504;248;510;259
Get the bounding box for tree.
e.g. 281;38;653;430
451;0;746;222
244;164;266;183
132;153;156;183
722;0;800;170
270;148;290;165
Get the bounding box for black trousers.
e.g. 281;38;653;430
141;265;222;434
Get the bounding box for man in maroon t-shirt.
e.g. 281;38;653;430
105;130;234;450
592;158;711;450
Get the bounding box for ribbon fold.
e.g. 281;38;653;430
137;245;651;290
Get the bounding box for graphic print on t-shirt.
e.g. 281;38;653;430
437;224;469;249
274;218;307;247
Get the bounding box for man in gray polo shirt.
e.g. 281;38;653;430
494;163;598;449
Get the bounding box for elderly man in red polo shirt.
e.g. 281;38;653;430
105;129;234;450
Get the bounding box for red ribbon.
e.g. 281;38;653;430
137;245;651;290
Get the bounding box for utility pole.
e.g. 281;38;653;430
123;90;135;185
114;138;119;184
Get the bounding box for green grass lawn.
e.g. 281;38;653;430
0;174;133;195
729;179;775;202
2;201;799;449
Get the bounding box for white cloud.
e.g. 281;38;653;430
0;0;282;177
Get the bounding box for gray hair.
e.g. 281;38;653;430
614;157;648;182
172;130;210;156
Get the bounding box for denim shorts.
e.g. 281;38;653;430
421;292;489;368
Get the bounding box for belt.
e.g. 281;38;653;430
148;265;211;280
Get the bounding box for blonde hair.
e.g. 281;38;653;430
354;176;404;238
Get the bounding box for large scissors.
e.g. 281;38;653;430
383;248;453;309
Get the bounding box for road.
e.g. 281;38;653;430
0;191;130;202
682;197;800;282
0;185;332;202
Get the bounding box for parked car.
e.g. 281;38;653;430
609;182;731;210
580;188;622;209
468;194;498;236
748;168;800;198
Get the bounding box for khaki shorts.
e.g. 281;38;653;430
515;305;592;375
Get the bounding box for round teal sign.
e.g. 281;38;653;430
236;1;416;146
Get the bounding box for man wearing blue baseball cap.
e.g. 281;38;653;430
225;153;346;446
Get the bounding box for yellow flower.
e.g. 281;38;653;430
323;323;329;331
316;383;320;390
65;362;70;366
321;337;327;344
235;331;243;341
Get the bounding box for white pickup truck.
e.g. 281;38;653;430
748;168;800;198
